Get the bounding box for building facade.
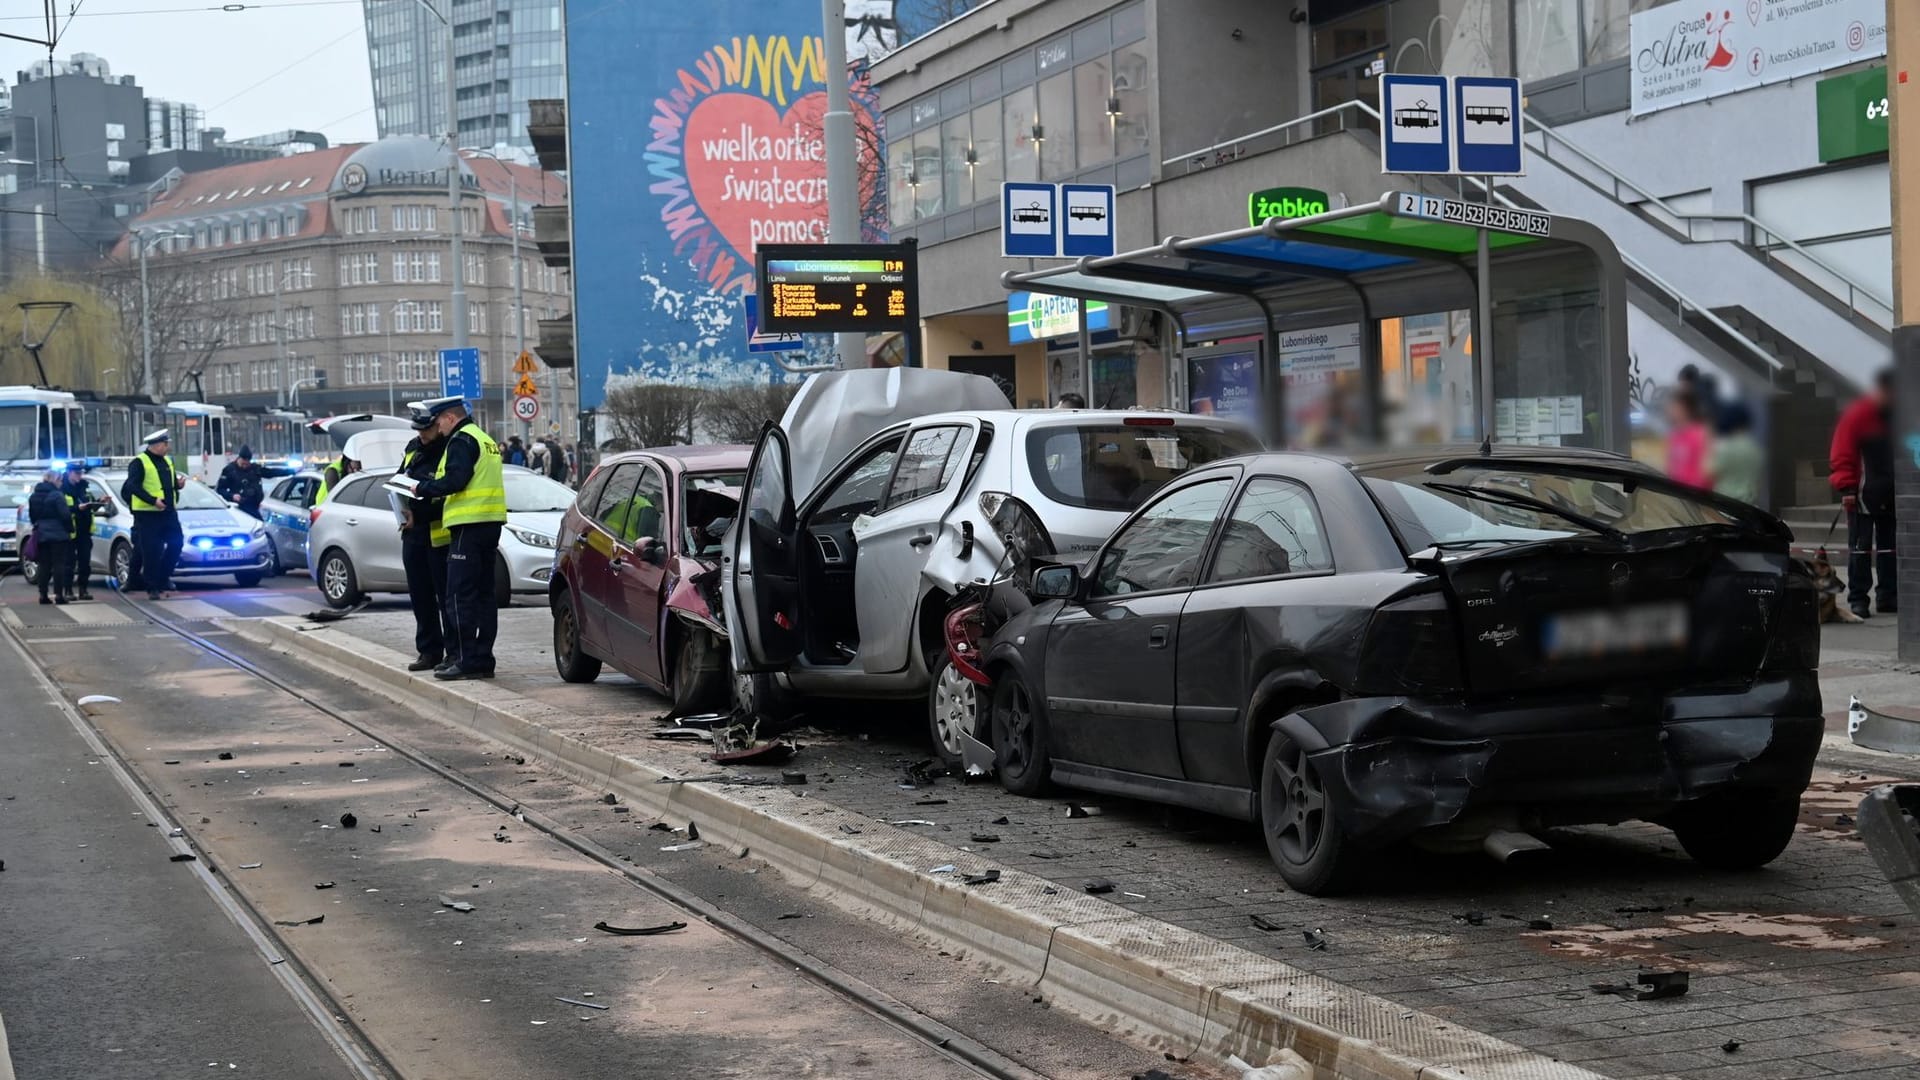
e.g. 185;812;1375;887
363;0;565;154
114;135;570;433
867;0;1890;507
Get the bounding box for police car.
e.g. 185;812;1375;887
16;463;274;589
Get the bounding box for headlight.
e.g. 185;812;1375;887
250;521;267;537
506;525;555;549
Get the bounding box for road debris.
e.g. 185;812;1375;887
839;824;862;836
914;798;948;806
602;793;619;805
652;728;709;741
611;806;631;815
969;833;1001;843
648;822;675;832
1591;969;1689;1000
1066;803;1101;818
1250;914;1282;932
1227;1049;1313;1080
169;853;197;863
990;816;1009;825
274;915;325;927
436;895;475;913
781;771;808;785
686;822;700;841
238;863;263;870
1302;929;1328;951
1614;905;1664;915
556;996;608;1011
76;695;121;705
964;870;1001;886
778;913;806;920
712;741;796;766
217;752;234;760
314;881;335;890
592;920;687;936
660;841;705;852
1722;1039;1742;1053
1084;878;1115;895
889;819;937;827
1028;850;1064;859
1529;917;1554;931
338;813;357;829
930;864;957;874
1850;694;1920;754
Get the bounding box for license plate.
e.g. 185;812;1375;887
1542;602;1688;660
201;547;249;562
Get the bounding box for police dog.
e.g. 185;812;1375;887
1811;550;1864;624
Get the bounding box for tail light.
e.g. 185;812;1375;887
1122;416;1176;426
944;601;990;686
1354;591;1465;695
310;507;323;526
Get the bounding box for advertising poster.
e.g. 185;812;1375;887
1187;349;1261;426
1631;0;1886;116
1046;350;1084;405
1278;324;1363;447
568;2;937;408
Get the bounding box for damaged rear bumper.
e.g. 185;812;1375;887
1278;673;1823;846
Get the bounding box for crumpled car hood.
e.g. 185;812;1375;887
782;368;1008;505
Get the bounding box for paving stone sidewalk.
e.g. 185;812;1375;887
306;602;1920;1080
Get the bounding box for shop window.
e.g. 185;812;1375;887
1073;58;1114;168
1515;0;1582;82
942;115;973;208
1113;41;1150;158
911;128;944;219
1037;72;1075;179
969;101;1003;195
1003;86;1039;183
1312;4;1387;68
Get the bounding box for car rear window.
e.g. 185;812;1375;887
1026;423;1259;511
1361;462;1740;552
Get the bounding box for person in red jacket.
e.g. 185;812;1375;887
1830;369;1896;619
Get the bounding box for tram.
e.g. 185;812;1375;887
0;387;330;478
0;386;82;470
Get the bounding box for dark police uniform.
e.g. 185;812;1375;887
415;406;506;679
400;427;453;670
60;469;101;599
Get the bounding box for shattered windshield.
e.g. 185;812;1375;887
1363;462;1739;551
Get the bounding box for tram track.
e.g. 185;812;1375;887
14;585;1046;1080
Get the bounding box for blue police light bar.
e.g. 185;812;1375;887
50;460;66;472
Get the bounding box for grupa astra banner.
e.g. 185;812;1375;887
1631;0;1886;116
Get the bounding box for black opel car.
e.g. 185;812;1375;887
978;447;1822;894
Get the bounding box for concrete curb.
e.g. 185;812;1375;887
0;1008;14;1080
227;615;1606;1080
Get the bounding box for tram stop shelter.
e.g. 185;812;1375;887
1000;191;1629;452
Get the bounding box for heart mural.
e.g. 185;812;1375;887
683;91;832;264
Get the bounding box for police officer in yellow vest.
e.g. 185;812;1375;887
413;397;506;680
121;428;187;600
399;402;453;671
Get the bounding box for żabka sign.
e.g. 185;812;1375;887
1630;0;1886;116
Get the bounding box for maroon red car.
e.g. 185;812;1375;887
549;445;750;712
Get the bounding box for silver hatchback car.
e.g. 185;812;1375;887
726;369;1261;763
307;466;576;608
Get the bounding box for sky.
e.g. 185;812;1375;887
2;0;379;147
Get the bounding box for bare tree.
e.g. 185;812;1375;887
602;383;706;450
92;258;218;398
702;382;802;444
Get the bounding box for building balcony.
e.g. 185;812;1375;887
532;203;569;267
527;99;566;172
536;313;573;369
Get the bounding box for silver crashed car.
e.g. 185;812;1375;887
724;368;1261;762
308;466;576;608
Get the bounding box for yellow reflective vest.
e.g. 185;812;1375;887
436;425;507;528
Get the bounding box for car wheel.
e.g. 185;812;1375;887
110;540;133;588
318;550;361;609
494;556;511;609
234;571;264;588
1670;792;1800;870
264;536;283;576
990;670;1051;797
20;552;40;587
1259;730;1360;895
551;591;603;684
670;629;725;713
927;650;982;769
733;670;797;734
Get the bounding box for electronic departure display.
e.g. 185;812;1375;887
754;243;919;335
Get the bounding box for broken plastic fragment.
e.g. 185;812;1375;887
659;841;705;852
314;881;335;890
169;853;197;863
339;813;357;829
686;821;699;841
1084;878;1115;895
1455;911;1488;926
592;920;687;936
969;833;1001;843
273;915;325;927
217;752;234;760
1249;914;1281;932
1303;929;1328;951
1722;1040;1741;1053
238;863;263;870
930;864;957;874
889;819;936;827
556;996;608;1010
436;894;475;913
991;816;1009;825
964;870;1001;886
77;695;120;705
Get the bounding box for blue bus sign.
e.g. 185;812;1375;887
439;347;481;401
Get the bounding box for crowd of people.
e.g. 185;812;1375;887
1660;365;1763;505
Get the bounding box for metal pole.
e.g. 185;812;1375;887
1077;300;1093;403
444;0;468;359
821;0;864;371
138;233;154;399
385;311;395;415
512;174;530;440
1475;225;1494;442
273;273;288;410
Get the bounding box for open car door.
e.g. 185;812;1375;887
725;425;801;672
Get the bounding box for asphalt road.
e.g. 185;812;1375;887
0;570;1169;1080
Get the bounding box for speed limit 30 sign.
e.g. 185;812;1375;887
513;394;540;422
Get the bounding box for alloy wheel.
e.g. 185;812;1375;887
322;557;350;602
931;660;977;758
1267;738;1327;865
998;681;1034;772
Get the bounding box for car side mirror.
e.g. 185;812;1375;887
639;537;667;566
1030;564;1080;601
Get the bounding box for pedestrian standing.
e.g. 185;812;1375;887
399;404;454;672
1663;387;1712;490
122;429;186;600
414;397;507;680
526;437;548;476
218;445;266;519
504;435;528;467
1830;369;1897;619
566;442;582;487
60;461;104;600
1708;400;1763;506
28;470;74;605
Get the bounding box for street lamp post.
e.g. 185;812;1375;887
394;0;468;399
386;298;413;415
